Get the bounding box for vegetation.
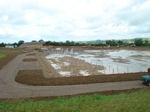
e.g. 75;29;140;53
17;40;24;47
0;43;6;47
44;38;150;47
106;40;118;46
0;88;150;112
44;40;85;46
0;38;150;47
0;54;6;59
0;40;24;48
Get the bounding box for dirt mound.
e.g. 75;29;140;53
23;58;37;62
15;70;147;86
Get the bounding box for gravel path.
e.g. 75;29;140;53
0;53;145;98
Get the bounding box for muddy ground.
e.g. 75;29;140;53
50;46;150;51
48;56;104;76
45;46;150;76
0;48;148;101
15;47;149;86
15;70;147;86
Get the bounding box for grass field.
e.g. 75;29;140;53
0;88;150;112
0;54;6;59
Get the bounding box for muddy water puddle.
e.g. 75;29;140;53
46;48;150;76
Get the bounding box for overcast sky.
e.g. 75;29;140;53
0;0;150;42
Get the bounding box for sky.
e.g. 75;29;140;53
0;0;150;43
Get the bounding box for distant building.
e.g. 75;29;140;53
5;45;15;48
19;42;45;48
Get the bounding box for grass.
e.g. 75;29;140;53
0;88;150;112
0;54;6;59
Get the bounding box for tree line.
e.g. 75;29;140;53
0;40;24;48
44;39;150;46
0;38;150;47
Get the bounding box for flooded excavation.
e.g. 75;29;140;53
45;48;150;77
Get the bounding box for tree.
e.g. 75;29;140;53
70;41;75;46
39;39;44;42
118;40;123;46
135;39;143;46
32;40;37;42
0;42;6;47
13;42;18;48
17;40;24;47
65;40;71;46
106;40;117;46
144;40;149;46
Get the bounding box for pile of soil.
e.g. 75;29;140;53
15;70;147;86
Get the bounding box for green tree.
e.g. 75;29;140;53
18;40;24;47
65;40;71;46
106;40;117;46
135;39;143;46
144;40;149;46
70;41;75;46
39;39;44;42
0;42;6;47
118;40;123;46
32;40;37;42
13;42;18;48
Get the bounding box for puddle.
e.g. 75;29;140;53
46;49;150;75
63;62;70;66
80;70;90;76
51;64;61;69
59;71;71;76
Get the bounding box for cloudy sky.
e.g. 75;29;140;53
0;0;150;42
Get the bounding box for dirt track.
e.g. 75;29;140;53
0;53;147;99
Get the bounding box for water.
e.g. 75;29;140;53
46;48;150;74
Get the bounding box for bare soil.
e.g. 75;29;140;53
50;56;104;76
23;58;37;62
15;70;147;86
37;54;60;78
130;55;150;60
0;49;147;100
0;48;23;69
50;46;150;51
26;53;36;56
111;58;130;64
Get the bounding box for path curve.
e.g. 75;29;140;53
0;54;145;98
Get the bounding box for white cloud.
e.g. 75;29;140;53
2;16;8;22
0;0;150;42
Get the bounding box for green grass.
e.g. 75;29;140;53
0;54;6;59
0;88;150;112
